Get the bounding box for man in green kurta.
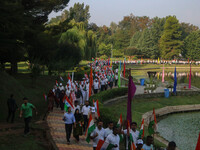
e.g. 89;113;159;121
20;97;37;135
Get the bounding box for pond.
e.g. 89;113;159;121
157;112;200;150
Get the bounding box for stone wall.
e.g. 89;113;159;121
104;90;200;105
142;104;200;126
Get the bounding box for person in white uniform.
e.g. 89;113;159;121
90;120;106;150
105;121;113;138
123;122;139;146
104;126;120;150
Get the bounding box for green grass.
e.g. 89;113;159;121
0;133;46;150
0;71;56;121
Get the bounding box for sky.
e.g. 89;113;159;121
48;0;200;27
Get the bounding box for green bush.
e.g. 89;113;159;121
89;87;128;103
74;67;90;81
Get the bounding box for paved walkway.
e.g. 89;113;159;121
47;108;93;150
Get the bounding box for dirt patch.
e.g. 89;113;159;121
0;121;53;150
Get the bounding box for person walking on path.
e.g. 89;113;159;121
105;126;120;150
73;109;83;142
81;101;90;132
19;97;37;135
63;107;76;144
90;120;106;150
47;90;55;112
7;94;18;123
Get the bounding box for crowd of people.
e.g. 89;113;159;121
113;59;200;65
62;101;176;150
6;59;178;150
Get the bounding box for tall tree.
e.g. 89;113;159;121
184;31;200;60
69;2;90;26
159;16;183;59
148;17;166;58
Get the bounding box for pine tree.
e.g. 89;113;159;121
159;16;183;59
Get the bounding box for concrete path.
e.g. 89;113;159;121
47;108;93;150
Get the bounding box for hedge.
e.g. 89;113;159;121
89;87;128;103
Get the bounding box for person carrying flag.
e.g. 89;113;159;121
63;107;76;144
104;126;120;150
123;122;139;146
90;119;106;150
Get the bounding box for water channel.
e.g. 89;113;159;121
157;112;200;150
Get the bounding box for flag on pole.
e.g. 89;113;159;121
117;114;123;142
85;114;96;143
130;141;136;150
55;80;58;86
158;57;160;64
173;67;177;94
123;58;126;78
96;139;115;150
162;64;165;83
195;132;200;150
127;120;136;150
43;94;47;101
72;72;74;83
89;66;93;98
138;119;144;139
157;72;160;80
118;63;121;87
189;64;191;89
148;108;157;135
93;100;100;117
63;96;75;112
110;59;112;67
127;75;136;124
60;76;64;81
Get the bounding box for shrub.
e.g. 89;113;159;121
89;87;128;103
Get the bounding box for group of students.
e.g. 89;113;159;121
47;59;119;113
62;101;177;150
113;59;200;65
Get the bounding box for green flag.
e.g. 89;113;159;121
118;63;121;87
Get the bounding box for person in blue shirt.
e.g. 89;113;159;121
63;107;76;144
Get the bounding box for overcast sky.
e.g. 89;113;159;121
48;0;200;27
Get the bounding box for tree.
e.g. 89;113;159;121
184;31;200;60
0;1;25;73
69;3;90;25
85;30;97;60
159;16;183;59
148;17;166;58
98;43;112;57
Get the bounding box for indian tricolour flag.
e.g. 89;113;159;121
96;139;115;150
93;100;100;117
127;120;136;150
85;114;96;143
148;108;157;135
138;119;144;139
117;114;123;142
63;96;75;112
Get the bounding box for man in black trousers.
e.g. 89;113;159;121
7;94;18;123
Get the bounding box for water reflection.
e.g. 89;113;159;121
157;112;200;150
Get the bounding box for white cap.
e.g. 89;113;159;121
137;139;143;145
60;83;62;86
